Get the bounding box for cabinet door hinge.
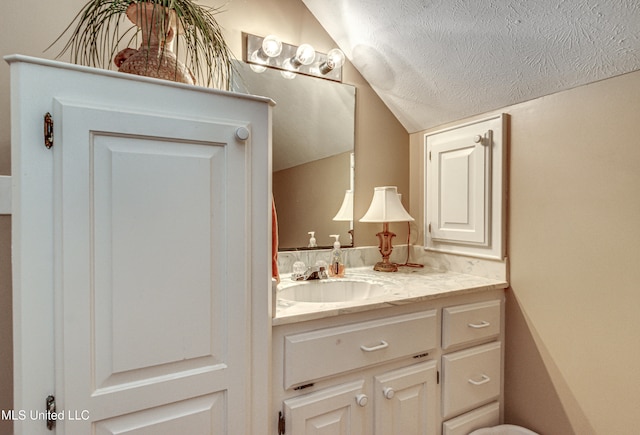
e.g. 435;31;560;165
46;395;56;430
278;411;286;435
428;223;432;233
44;112;54;149
428;150;432;161
437;371;440;384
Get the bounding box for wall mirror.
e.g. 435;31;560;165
232;60;356;250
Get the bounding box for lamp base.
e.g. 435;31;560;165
373;261;398;273
372;222;399;272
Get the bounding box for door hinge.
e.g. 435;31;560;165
46;395;56;430
428;150;431;161
44;112;54;149
278;411;286;435
293;382;314;391
428;223;432;233
437;371;440;384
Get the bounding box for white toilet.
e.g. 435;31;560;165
470;424;539;435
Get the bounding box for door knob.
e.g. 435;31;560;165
383;387;395;399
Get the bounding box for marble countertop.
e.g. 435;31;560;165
273;266;508;326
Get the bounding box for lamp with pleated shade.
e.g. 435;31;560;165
359;186;414;272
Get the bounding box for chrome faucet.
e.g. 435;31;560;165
292;265;329;281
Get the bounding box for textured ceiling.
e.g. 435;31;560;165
302;0;640;133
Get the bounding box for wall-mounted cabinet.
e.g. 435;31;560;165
425;114;508;260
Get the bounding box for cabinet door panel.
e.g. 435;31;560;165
428;131;490;244
284;381;367;435
374;360;438;435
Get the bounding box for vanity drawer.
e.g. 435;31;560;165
283;310;437;389
442;341;501;419
442;300;501;350
443;402;500;435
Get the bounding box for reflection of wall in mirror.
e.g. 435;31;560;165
274;152;351;249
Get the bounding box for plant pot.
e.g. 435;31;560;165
115;2;195;84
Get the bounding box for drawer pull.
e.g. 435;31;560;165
360;340;389;352
468;320;491;329
468;374;491;386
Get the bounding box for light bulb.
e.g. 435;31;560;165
261;35;282;58
327;48;345;68
291;44;316;67
320;48;346;74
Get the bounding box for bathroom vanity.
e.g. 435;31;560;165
272;266;508;435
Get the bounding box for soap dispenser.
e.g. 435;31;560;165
308;231;317;248
328;234;345;277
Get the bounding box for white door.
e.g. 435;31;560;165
373;360;438;435
9;56;271;434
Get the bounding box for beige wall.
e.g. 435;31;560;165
411;70;640;434
0;0;408;428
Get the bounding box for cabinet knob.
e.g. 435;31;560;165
355;394;369;407
383;387;395;399
473;134;483;143
235;127;250;141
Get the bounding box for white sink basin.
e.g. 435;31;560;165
278;278;392;303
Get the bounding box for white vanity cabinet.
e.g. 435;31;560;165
275;309;439;434
272;290;505;435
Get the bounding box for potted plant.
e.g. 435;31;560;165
50;0;234;89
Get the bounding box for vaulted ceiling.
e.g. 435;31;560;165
302;0;640;133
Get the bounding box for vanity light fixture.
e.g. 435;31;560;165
360;186;415;272
243;33;345;82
